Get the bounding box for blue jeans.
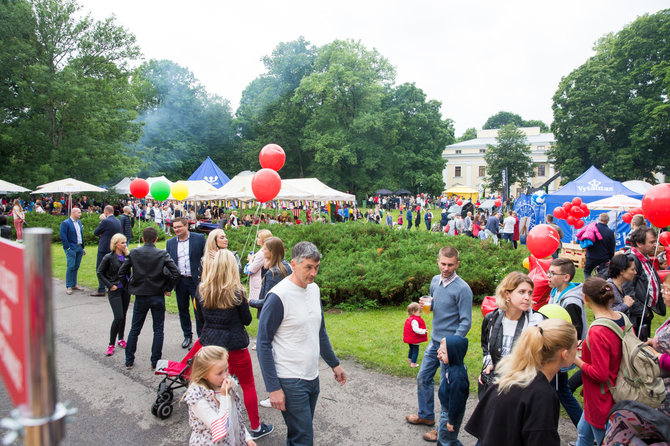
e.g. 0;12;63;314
550;371;582;427
438;409;464;446
417;339;447;420
408;344;419;363
576;413;605;446
279;377;320;446
175;276;199;338
65;245;84;288
125;295;165;367
502;233;513;243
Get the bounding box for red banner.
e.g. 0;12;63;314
0;238;27;406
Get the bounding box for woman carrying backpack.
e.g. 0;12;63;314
574;277;624;446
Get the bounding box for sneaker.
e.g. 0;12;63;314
259;398;272;408
66;288;73;295
117;339;127;348
410;363;419;368
105;345;114;356
250;423;274;440
72;285;84;291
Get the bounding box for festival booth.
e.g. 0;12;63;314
112;177;132;194
31;178;107;213
0;179;30;194
445;183;479;201
187;156;230;188
544;166;642;250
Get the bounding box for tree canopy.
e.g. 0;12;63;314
484;124;534;192
483;111;548;132
550;9;670;183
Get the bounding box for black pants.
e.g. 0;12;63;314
125;295;165;368
584;257;608;278
176;276;201;338
108;287;130;345
96;249;109;292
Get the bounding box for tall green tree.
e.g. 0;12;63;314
0;0;142;186
483;111;549;132
484;124;534;191
457;127;477;142
550;9;670;182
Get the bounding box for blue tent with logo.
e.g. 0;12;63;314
545;166;643;249
188;157;230;188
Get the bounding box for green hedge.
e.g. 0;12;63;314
223;222;527;308
6;213;167;245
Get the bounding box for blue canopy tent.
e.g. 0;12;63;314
545;166;643;250
188;156;230;188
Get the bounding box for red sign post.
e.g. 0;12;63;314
0;238;27;406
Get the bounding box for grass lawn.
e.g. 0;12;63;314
51;242;664;395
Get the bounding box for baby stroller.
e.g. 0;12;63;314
151;340;202;419
603;400;670;445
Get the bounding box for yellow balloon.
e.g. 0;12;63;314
171;182;189;201
522;257;530;269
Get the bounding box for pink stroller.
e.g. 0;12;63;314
151;340;202;419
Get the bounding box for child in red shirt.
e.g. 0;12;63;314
403;302;428;367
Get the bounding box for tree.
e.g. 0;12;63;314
550;9;670;183
457;128;477;142
484;124;534;191
483;111;549;132
0;0;142;186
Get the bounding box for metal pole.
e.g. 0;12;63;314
22;228;64;446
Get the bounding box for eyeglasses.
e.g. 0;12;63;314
547;271;566;277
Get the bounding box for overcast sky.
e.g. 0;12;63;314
79;0;667;135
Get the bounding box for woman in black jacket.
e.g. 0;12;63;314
96;233;130;357
196;249;273;440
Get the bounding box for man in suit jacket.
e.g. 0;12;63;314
93;205;123;295
59;207;85;295
118;227;179;369
166;217;207;348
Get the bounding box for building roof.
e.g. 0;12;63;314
444;132;556;150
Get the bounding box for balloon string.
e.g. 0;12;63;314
240;203;262;259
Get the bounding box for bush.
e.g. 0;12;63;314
222;222;527;307
7;212;167;245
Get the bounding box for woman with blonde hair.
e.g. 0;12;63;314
244;229;273;301
97;233;131;356
12;199;25;242
478;271;544;397
202;229;242;278
196;249;273;440
465;318;578;446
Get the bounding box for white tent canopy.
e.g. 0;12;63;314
0;179;30;194
622;180;653;195
180;180;221;201
586;194;642;212
113;177;132;194
33;178;107;194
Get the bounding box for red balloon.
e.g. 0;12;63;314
579;203;588;211
553;207;566;219
494;198;502;207
251;168;281;203
642;184;670;227
129;178;149;199
574;219;585;229
259;144;286;171
659;231;670;247
571;207;583;218
457;199;463;206
622;212;633;224
583;207;590;217
527;224;561;258
630;207;642;216
566;215;577;226
563;202;573;212
572;197;582;206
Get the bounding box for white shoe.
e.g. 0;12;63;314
259;398;271;408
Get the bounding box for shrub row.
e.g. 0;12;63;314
6;213;168;245
223;222;527;307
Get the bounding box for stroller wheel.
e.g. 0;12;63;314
158;389;174;403
151;402;160;417
157;402;173;419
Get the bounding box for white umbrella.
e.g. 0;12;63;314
0;179;30;194
32;177;107;213
586;194;642;212
113;177;132;194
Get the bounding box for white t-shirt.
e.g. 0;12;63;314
503;216;516;234
500;316;518;357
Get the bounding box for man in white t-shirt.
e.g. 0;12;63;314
257;242;347;445
502;211;516;244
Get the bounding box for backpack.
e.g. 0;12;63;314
587;313;665;408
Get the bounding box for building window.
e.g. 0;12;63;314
537;164;546;177
455;149;462;154
479;148;486;153
478;166;486;177
537;145;545;151
455;166;462;177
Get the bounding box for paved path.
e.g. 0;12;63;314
0;279;578;445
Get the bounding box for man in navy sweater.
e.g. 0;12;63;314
406;246;473;442
92;205;122;296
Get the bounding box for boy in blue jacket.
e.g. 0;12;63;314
435;335;469;446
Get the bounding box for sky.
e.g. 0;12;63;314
78;0;667;136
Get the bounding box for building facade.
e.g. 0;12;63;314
441;127;561;197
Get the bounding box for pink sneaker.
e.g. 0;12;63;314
117;339;127;348
105;345;114;356
410;363;419;368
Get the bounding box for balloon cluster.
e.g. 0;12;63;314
552;197;589;229
621;207;644;224
128;178;189;201
252;144;285;203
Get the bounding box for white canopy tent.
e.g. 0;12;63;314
31;178;107;213
622;180;653;195
214;173;356;202
112;177;132;194
586;194;642;212
0;179;30;194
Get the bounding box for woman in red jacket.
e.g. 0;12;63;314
574;277;624;446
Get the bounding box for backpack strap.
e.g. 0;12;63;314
584;312;628;395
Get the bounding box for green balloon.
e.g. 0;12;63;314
150;181;171;201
